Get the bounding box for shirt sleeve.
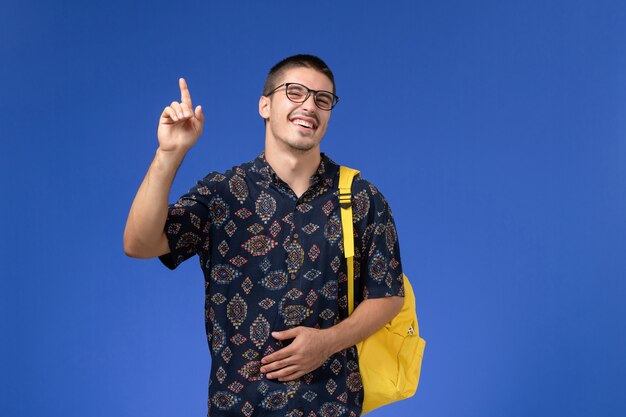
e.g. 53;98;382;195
353;178;405;300
158;178;214;270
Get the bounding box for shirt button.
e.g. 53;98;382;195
290;274;297;280
293;233;299;239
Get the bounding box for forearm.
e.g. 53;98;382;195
123;148;185;258
324;296;404;354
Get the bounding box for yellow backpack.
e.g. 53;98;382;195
339;166;426;415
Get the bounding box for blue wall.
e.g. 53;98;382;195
2;1;625;416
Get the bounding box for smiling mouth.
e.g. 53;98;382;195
291;118;317;129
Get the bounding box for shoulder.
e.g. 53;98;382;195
351;175;392;213
334;168;395;230
352;175;387;199
334;161;388;206
194;157;256;195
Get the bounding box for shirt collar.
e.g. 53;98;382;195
252;152;338;187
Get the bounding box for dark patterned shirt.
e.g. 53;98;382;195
159;153;404;417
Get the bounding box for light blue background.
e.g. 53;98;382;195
2;1;625;416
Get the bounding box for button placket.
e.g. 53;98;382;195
289;201;305;287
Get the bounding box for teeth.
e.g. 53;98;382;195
293;119;313;128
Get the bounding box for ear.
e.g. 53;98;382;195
259;96;270;120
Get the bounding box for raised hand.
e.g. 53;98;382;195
157;78;205;154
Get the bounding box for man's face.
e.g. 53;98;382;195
259;67;334;154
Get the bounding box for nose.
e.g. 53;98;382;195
300;92;317;113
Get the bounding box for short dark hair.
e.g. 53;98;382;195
262;54;336;95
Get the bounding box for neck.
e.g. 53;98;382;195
264;146;321;198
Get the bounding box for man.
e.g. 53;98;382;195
124;55;404;417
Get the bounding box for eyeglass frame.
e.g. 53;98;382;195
265;82;339;111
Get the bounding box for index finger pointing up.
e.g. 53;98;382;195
179;77;193;108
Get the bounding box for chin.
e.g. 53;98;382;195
268;127;323;153
275;133;317;151
287;142;319;153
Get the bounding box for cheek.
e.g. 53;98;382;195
319;115;331;130
271;104;295;122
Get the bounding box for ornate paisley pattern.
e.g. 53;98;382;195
241;235;277;256
352;189;371;222
227;293;247;329
368;251;388;283
229;174;249;204
324;213;342;244
209;196;230;227
320;280;339;300
279;304;313;326
260;390;289;410
319;401;348;417
160;153;404;416
284;239;304;274
211;391;241;411
259;270;288;291
250;314;270;349
255;191;276;224
211;322;226;354
211;264;241;284
238;360;263;382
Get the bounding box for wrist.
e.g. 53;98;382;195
154;147;186;170
322;326;344;355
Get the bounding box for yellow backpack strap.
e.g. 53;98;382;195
339;166;360;315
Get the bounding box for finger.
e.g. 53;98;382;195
267;365;301;381
179;78;193;108
272;328;300;341
170;101;184;119
260;357;291;374
161;106;179;122
180;101;193;118
261;346;292;365
278;370;304;382
195;105;204;124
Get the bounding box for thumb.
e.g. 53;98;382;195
195;105;204;124
272;327;300;340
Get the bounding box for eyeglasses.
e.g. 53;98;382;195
266;83;339;111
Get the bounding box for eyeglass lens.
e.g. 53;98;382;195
286;84;335;110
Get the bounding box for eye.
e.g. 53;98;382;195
286;85;306;99
316;93;334;108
